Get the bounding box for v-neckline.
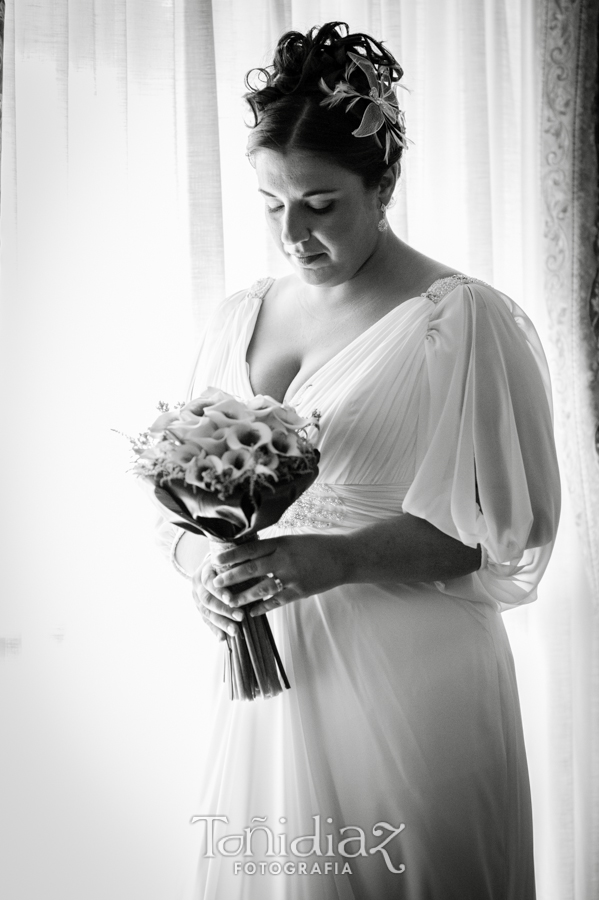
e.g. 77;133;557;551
243;277;438;404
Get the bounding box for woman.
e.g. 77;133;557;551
165;22;560;900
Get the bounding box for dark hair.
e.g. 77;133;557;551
244;22;405;189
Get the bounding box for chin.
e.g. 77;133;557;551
295;268;335;286
287;259;349;287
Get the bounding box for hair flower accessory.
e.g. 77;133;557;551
319;51;407;163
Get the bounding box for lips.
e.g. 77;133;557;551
288;252;326;265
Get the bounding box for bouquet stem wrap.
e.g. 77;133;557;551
209;536;290;701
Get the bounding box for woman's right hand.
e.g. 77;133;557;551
191;555;245;642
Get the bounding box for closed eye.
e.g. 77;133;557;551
266;203;334;215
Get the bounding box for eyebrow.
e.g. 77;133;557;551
258;188;340;198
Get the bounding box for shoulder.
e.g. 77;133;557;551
229;276;275;306
208;276;276;325
238;273;302;318
424;273;493;306
245;276;276;300
426;274;529;336
424;276;550;395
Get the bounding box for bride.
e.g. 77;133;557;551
164;21;560;900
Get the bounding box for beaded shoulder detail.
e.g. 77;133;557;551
245;276;274;301
421;273;489;305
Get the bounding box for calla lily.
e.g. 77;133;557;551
178;387;238;419
250;399;314;430
171;418;220;443
170;442;206;468
225;421;273;450
193;429;229;455
204;454;225;474
178;396;216;419
204;397;255;427
221;448;255;477
177;408;206;423
147;410;181;434
127;386;321;703
269;430;302;457
263;408;313;431
184;454;216;487
137;438;171;461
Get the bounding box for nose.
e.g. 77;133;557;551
280;205;310;247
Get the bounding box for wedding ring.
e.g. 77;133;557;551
272;576;285;594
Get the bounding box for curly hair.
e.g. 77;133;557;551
244;22;406;188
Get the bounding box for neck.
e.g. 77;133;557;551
301;230;408;313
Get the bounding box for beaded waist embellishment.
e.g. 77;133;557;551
277;484;346;530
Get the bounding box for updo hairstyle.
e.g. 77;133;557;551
244;22;405;189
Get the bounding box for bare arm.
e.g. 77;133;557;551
194;513;481;640
341;512;481;584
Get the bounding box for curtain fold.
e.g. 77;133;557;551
0;2;597;898
538;1;599;895
0;0;5;181
541;0;599;601
183;0;225;330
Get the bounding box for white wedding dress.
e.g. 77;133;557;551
167;274;560;900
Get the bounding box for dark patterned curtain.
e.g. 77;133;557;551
540;3;599;895
541;0;599;599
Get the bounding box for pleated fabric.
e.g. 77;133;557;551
179;275;560;899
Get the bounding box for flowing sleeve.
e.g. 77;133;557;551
402;282;561;611
153;286;251;575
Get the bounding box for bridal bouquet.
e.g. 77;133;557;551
124;388;320;701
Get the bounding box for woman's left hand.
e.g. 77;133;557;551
208;534;347;616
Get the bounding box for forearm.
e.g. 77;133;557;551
334;512;481;585
204;511;482;617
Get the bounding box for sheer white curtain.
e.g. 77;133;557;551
0;2;593;899
0;4;221;899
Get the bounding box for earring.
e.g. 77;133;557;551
377;202;388;232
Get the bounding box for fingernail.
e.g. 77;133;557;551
228;624;237;636
232;610;244;621
213;576;224;588
221;592;231;604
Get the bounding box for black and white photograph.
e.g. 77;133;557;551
0;2;597;899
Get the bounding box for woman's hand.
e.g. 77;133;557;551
206;534;348;618
191;554;246;641
194;513;482;637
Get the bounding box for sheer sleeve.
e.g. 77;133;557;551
152;287;250;576
185;287;249;401
402;282;561;611
154;515;192;579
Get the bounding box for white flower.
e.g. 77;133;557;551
202;395;255;427
194;430;229;454
249;396;312;430
184;454;215;487
269;429;302;457
224;421;273;451
221;448;254;477
171;418;223;448
169;442;206;468
147;410;181;434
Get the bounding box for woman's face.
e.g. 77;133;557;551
254;149;383;287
